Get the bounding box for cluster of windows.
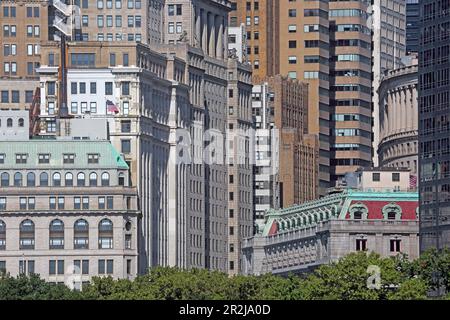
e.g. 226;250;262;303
96;0;141;9
330;84;371;94
0;195;116;211
331;39;371;49
333;128;372;138
331;54;371;65
0;153;103;166
0;218;120;250
330;99;371;109
355;238;402;253
331;69;371;79
330;24;372;35
329;9;369;19
330;158;371;167
331;114;371;123
331;143;372;153
0;171;111;187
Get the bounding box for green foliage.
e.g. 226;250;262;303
0;273;82;300
2;250;447;300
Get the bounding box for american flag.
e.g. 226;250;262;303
106;100;120;114
410;175;418;189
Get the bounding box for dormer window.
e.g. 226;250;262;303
15;154;27;164
88;153;100;164
38;154;50;164
388;211;397;220
353;211;363;220
63;153;75;164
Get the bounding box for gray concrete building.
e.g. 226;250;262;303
0;116;139;284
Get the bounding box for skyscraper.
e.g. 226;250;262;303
419;0;450;251
406;0;419;55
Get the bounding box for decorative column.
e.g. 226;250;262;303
216;15;224;59
201;9;208;53
208;13;216;57
195;7;201;48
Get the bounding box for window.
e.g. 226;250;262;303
82;197;89;209
388;212;397;220
14;172;22;186
107;196;114;209
6;118;12;127
98;259;114;274
74;260;89;275
77;173;85;187
48;82;56;96
1;172;9;187
0;220;5;250
53;172;61;186
38;154;50;164
123;54;129;67
101;172;110;186
64;172;73;186
168;22;175;34
63;154;75;164
25;91;34;103
390;239;401;252
122;82;130;95
121;140;131;154
121;120;131;133
98;197;106;209
71;53;95;67
49;219;64;249
110;53;116;66
1;91;8;102
392;173;400;182
89;172;97;186
58;197;65;209
74;219;89;249
40;172;48;186
20;197;27;210
73;197;81;210
288;40;297;48
0;154;4;164
289;9;297;17
288;25;297;33
27;172;35;187
288;56;297;64
88;154;99;164
105;82;113;95
356;239;367;251
123;101;129;115
372;173;380;182
98;219;113;249
49;260;65;275
19;260;35;275
0;198;6;210
19;219;35;250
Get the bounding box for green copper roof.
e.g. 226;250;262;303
0;140;128;169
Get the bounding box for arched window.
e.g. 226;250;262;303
353;211;363;219
98;218;113;249
53;172;61;186
1;172;9;187
14;172;22;187
49;219;64;249
6;118;12;127
77;172;85;187
0;220;5;250
101;172;110;186
40;172;49;186
89;172;97;186
18;118;24;127
19;219;35;250
74;219;89;249
65;172;73;186
27;172;35;187
388;211;397;220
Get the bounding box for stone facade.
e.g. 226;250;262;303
0;138;139;284
378;62;418;175
242;189;419;275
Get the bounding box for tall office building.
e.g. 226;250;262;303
406;0;419;55
0;0;50;108
229;0;278;80
226;58;253;275
328;0;372;184
419;0;450;251
230;0;328;196
372;0;406;167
